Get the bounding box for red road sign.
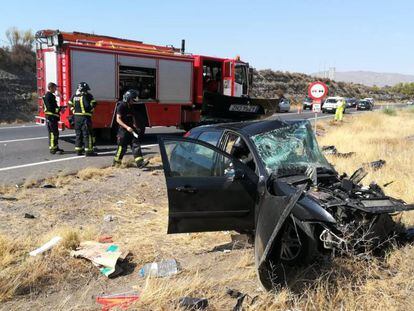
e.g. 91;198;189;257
308;81;328;100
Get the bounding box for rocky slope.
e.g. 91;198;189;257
251;69;403;101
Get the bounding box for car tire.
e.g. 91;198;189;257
255;218;318;290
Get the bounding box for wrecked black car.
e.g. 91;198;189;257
158;119;414;290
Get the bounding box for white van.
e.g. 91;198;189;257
322;96;345;113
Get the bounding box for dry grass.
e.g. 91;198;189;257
0;227;96;302
318;109;414;211
2;109;414;310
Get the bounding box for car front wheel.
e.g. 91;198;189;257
255;219;318;290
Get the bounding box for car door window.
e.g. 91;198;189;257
192;131;223;158
224;132;257;173
224;133;239;154
165;140;233;177
197;131;222;147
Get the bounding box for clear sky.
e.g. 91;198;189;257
1;0;413;74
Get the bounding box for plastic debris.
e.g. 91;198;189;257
96;291;139;311
71;241;129;277
104;215;115;222
29;236;62;256
179;297;208;310
24;213;35;219
139;259;180;278
98;235;114;243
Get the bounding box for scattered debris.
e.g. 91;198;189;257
179;297;208;310
321;145;337;155
0;196;17;201
96;291;139;311
231;234;252;247
116;200;125;206
71;241;129;277
98;235;114;243
24;213;35;219
383;181;394;187
41;184;56;189
29;236;62;256
365;159;386;170
226;288;258;311
321;145;355;158
104;215;115;222
139;259;180;278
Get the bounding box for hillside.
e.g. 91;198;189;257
0;69;36;123
251;69;403;101
313;70;414;87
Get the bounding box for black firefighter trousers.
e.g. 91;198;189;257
74;115;94;154
46;116;59;152
113;128;143;164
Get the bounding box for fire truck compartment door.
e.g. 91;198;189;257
158;60;192;104
44;51;59;105
118;56;156;68
71;50;116;101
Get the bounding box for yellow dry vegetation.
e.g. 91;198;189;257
1;109;414;310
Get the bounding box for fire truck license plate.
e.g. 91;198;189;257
229;104;259;113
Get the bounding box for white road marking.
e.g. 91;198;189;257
0;134;75;144
0;143;158;172
0;124;43;130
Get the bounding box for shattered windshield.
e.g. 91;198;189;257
251;121;332;176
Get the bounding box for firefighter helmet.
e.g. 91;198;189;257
123;89;139;103
77;82;90;93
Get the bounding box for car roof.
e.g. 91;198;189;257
190;119;305;137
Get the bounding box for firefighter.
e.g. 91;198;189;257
68;82;97;156
43;82;64;154
113;89;149;168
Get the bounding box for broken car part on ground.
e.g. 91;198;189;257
158;119;414;290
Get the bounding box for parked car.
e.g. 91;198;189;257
363;98;375;106
278;98;290;113
302;97;313;110
158;119;414;290
322;97;346;113
357;100;373;111
345;98;357;108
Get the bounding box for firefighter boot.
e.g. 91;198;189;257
112;160;122;167
135;157;149;169
56;147;64;154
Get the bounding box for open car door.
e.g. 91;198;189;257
159;136;258;234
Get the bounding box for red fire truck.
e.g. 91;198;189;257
35;30;275;137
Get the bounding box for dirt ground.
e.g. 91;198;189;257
2;109;414;310
0;160;260;311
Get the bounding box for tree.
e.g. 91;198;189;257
1;27;35;74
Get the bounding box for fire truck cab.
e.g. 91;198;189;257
35;30;253;137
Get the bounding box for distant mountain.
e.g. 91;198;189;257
312;71;414;87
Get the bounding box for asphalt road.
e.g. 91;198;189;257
0;105;406;185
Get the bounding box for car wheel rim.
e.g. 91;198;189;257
280;222;302;261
